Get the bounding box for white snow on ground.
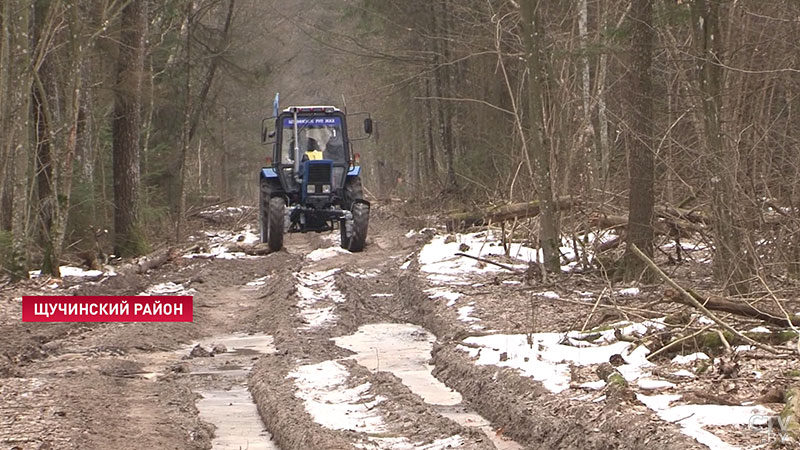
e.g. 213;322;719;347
457;305;479;323
142;282;196;296
637;378;676;391
29;266;106;279
346;269;381;278
184;225;260;260
307;246;351;261
288;361;386;432
458;321;664;393
426;289;462;306
618;287;640;296
417;231;617;282
294;269;345;329
637;393;774;450
290;359;464;449
246;276;270;286
671;352;709;365
371;293;393;298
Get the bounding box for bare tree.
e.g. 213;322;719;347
691;0;753;294
113;0;148;257
622;0;656;281
520;0;559;272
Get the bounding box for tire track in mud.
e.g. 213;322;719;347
356;262;704;450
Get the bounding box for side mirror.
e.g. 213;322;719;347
261;116;276;144
364;118;373;135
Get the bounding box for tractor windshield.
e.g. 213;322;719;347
280;116;347;164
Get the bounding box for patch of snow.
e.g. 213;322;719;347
748;326;770;333
637;378;676;391
458;305;479;323
183;225;260;260
502;280;521;285
307;246;351;261
142;282;196;296
637;393;774;450
426;289;462;306
301;307;337;329
288;361;386;432
346;269;380;278
671;352;709;365
246;276;270;286
618;287;640;296
696;315;714;325
371;293;393;298
405;230;417;238
399;261;411;270
537;291;560;300
417;232;533;281
294;269;345;329
671;369;696;379
459;330;653;393
29;265;105;279
579;381;606;390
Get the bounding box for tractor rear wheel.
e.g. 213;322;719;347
267;197;285;252
341;202;369;252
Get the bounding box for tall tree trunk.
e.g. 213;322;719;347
622;0;656;282
578;0;595;192
691;0;753;295
521;0;560;272
0;0;32;280
112;0;148;257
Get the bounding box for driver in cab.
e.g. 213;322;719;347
303;137;323;161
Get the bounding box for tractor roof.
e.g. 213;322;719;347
284;106;341;114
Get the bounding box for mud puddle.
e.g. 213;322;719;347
198;388;278;450
334;323;523;450
144;333;279;449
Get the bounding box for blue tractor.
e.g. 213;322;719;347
259;104;373;252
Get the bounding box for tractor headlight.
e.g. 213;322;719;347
307;185;315;194
322;184;331;193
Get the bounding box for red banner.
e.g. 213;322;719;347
22;296;193;322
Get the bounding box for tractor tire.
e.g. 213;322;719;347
259;179;270;243
267;197;285;252
341;202;369;252
343;177;364;211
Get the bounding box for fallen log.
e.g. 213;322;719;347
446;196;579;230
224;242;273;256
663;288;800;328
114;247;179;276
629;243;780;354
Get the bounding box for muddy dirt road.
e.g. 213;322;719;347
1;205;793;449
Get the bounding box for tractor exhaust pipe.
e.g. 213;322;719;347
292;108;301;179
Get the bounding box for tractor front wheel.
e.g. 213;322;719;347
267;197;285;252
341;202;369;252
259;179;270;243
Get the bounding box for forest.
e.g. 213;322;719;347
1;0;799;298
